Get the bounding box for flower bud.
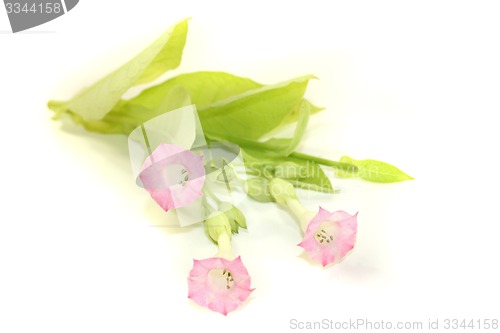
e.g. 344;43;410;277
205;212;232;244
246;178;273;202
269;178;297;205
274;162;307;179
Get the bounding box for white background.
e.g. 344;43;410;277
1;1;499;332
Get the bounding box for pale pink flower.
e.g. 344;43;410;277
298;208;358;267
139;143;205;211
188;256;254;315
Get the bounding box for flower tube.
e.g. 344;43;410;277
188;213;254;315
270;178;358;267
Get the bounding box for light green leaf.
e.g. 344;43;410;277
48;19;189;121
338;156;414;183
200;75;316;140
59;85;192;135
134;20;189;85
274;162;307;179
292;159;335;193
130;88;197;150
128;71;263;111
259;99;311;156
287;179;338;194
155;85;192;113
53;72;318;140
282;102;324;124
60;71;262;135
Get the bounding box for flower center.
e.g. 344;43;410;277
315;222;335;244
163;164;190;187
208;268;234;291
315;229;334;244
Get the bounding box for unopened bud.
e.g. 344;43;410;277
204;212;232;244
246;177;273;202
269;178;297;205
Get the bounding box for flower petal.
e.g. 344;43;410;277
187;256;253;315
139;143;205;211
298;207;358;267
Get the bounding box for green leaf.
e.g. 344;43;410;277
134;20;189;85
338;156;414;183
288;179;338;193
59;71;263;135
48;19;189;121
155;85;192;113
200;75;316;140
274;162;307;179
292;158;335;193
127;87;198;151
259;99;311;155
282;102;324;124
53;73;317;138
60;85;192;135
128;71;263;111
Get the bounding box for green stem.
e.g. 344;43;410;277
289;151;357;172
201;195;215;217
204;184;222;206
140;124;154;161
205;130;357;172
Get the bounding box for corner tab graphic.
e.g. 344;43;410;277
3;0;79;33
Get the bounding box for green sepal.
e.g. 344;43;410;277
219;202;247;234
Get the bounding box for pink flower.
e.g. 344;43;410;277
188;256;254;315
298;208;358;267
139;143;205;211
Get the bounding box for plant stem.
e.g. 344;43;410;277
289;151;357;172
204;131;358;172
